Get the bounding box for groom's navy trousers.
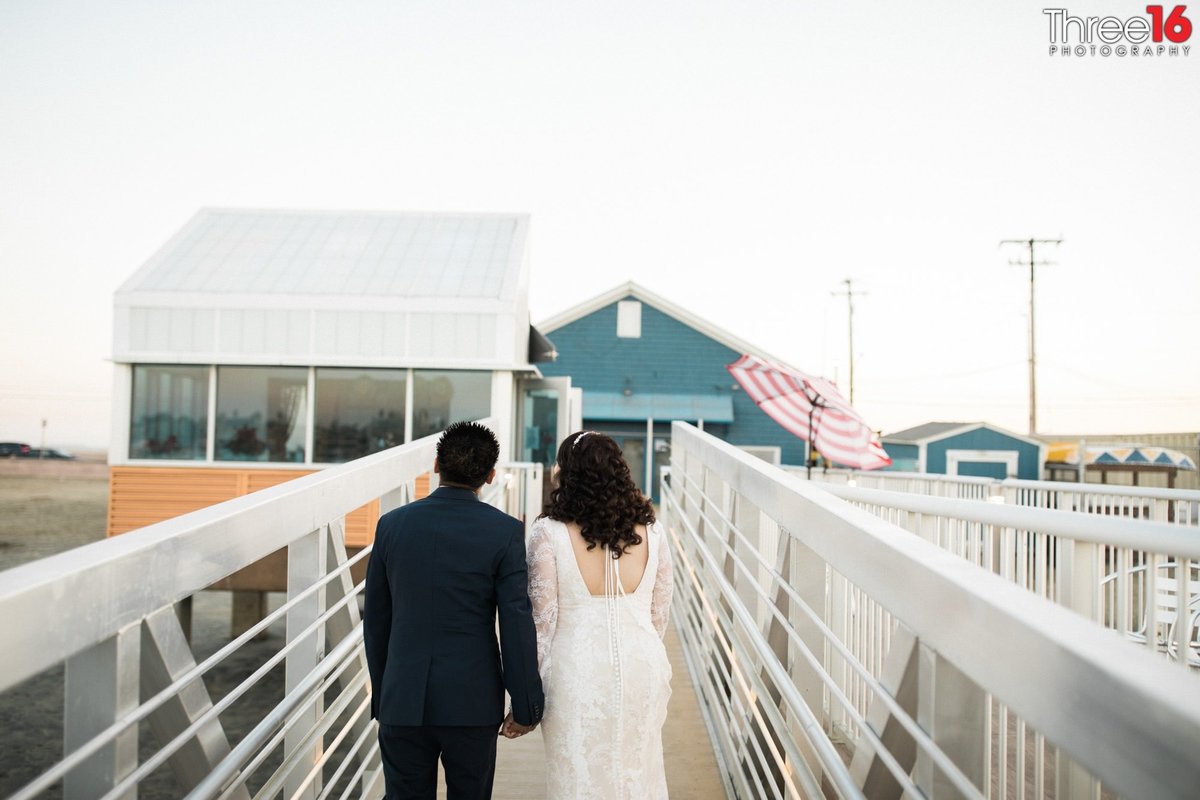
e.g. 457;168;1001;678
364;485;544;799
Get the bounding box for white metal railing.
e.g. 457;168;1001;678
803;482;1200;669
665;422;1200;800
0;419;543;799
790;466;1200;525
792;467;998;501
996;477;1199;526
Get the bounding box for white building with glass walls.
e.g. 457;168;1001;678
108;208;567;540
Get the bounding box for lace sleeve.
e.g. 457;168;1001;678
526;518;558;672
650;522;674;638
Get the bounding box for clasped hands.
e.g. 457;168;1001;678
499;711;537;739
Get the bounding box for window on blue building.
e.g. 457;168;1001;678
617;301;642;338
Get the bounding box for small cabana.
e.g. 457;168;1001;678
1045;442;1197;488
881;421;1044;480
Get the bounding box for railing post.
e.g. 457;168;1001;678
379;482;410;515
684;448;705;538
322;518;379;777
286;526;328;799
914;644;988;798
849;624;919;799
784;534;833;758
1058;539;1102;624
1057;755;1100;800
524;464;543;535
140;605;250;798
827;568;851;738
917;512;938;545
64;623;140;799
1175;559;1193;667
730;490;760;623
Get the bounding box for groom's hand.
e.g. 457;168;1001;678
499;711;537;739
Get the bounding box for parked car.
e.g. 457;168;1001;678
0;442;32;457
22;447;75;459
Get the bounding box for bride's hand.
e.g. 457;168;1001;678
499;711;536;738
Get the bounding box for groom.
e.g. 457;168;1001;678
364;421;544;800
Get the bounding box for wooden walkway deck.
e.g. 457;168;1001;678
438;626;727;798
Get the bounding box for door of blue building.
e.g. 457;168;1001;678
518;377;575;466
517;377;578;507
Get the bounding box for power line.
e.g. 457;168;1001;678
868;361;1026;385
1000;237;1062;435
1040;359;1200;396
0;390;111;400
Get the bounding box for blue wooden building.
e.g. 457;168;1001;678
881;422;1045;480
538;282;808;498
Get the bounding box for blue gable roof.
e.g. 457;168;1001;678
539;293;808;465
922;426;1043;480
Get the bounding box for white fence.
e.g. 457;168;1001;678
997;478;1199;526
666;422;1200;800
791;478;1200;669
791;468;998;502
0;420;542;799
789;467;1200;526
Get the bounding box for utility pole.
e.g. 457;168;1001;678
1000;237;1061;435
831;278;866;404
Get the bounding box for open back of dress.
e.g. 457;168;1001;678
526;517;674;799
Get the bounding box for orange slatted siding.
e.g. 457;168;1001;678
108;466;432;547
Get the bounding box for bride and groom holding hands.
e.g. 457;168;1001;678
364;421;674;799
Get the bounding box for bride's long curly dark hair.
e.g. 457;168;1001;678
540;431;656;558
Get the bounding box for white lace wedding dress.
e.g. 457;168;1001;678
526;517;674;800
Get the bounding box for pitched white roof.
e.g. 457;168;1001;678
113;209;536;369
118;208;527;301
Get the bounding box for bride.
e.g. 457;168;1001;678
504;430;674;799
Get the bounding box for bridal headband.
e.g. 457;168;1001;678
572;431;594;449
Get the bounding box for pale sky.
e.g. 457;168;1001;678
2;1;1197;449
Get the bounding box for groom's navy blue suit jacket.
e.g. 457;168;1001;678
363;485;544;728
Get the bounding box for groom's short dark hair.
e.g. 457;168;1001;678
436;421;500;488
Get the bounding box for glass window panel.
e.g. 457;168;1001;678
216;366;308;462
130;365;209;460
521;388;560;467
412;370;491;440
314;368;407;463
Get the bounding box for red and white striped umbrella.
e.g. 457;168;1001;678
727;354;892;470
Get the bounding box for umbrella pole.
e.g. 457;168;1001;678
807;404;816;480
